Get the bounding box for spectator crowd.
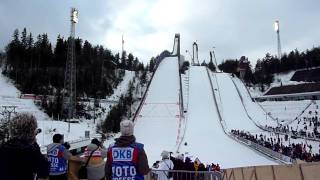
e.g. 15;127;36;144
264;109;320;140
231;129;320;162
152;151;221;180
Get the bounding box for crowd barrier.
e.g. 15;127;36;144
146;170;222;180
223;162;320;180
67;160;320;180
232;135;294;164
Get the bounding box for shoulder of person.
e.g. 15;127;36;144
132;142;144;149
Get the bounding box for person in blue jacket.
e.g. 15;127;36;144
105;120;150;180
47;133;73;180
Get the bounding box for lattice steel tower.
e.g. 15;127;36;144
63;8;78;132
274;20;282;59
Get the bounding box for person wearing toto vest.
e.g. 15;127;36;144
47;133;77;180
105;120;150;180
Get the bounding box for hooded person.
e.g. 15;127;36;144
0;113;49;180
105;120;150;180
83;138;107;180
153;151;174;180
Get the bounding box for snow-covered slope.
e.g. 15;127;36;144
107;70;135;101
250;70;311;96
214;73;262;132
134;57;181;164
260;100;313;122
0;73;19;97
180;66;276;168
231;77;277;127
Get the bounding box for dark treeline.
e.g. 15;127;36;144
3;28;146;98
218;47;320;86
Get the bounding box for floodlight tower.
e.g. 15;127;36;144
63;8;78;132
274;20;282;59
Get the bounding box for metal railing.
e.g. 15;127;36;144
231;134;295;164
146;170;222;180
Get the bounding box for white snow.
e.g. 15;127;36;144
180;66;276;168
214;73;267;132
249;70;307;96
107;70;135;101
134;57;181;165
0;69;139;147
231;77;277;127
260;100;314;122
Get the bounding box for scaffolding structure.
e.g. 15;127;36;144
63;8;78;132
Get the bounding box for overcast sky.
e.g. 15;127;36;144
1;0;320;65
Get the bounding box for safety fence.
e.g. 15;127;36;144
67;159;320;180
231;134;294;164
146;170;222;180
223;162;320;180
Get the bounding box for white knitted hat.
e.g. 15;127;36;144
120;120;134;136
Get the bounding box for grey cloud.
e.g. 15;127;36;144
0;0;320;65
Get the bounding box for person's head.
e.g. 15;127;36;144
53;134;64;144
161;150;170;159
91;138;101;147
120;120;134;136
9;113;38;143
185;157;191;163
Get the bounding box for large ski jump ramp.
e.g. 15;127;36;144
212;72;276;132
231;76;277;126
180;66;276;168
134;57;181;164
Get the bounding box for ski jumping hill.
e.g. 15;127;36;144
212;72;276;132
134;56;181;164
180;66;276;168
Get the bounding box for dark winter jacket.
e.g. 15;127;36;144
171;157;186;180
105;135;150;179
0;139;49;180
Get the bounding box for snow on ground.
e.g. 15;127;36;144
272;71;296;85
0;69;139;146
0;71;94;145
214;73;263;132
249;70;307;96
133;57;181;165
261;100;320;141
107;70;135;101
260;100;314;122
180;66;276;168
231;77;277;127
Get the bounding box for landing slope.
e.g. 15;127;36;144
134;57;181;163
180;67;276;168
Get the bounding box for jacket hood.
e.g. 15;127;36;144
114;135;136;147
2;138;37;152
87;143;99;151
